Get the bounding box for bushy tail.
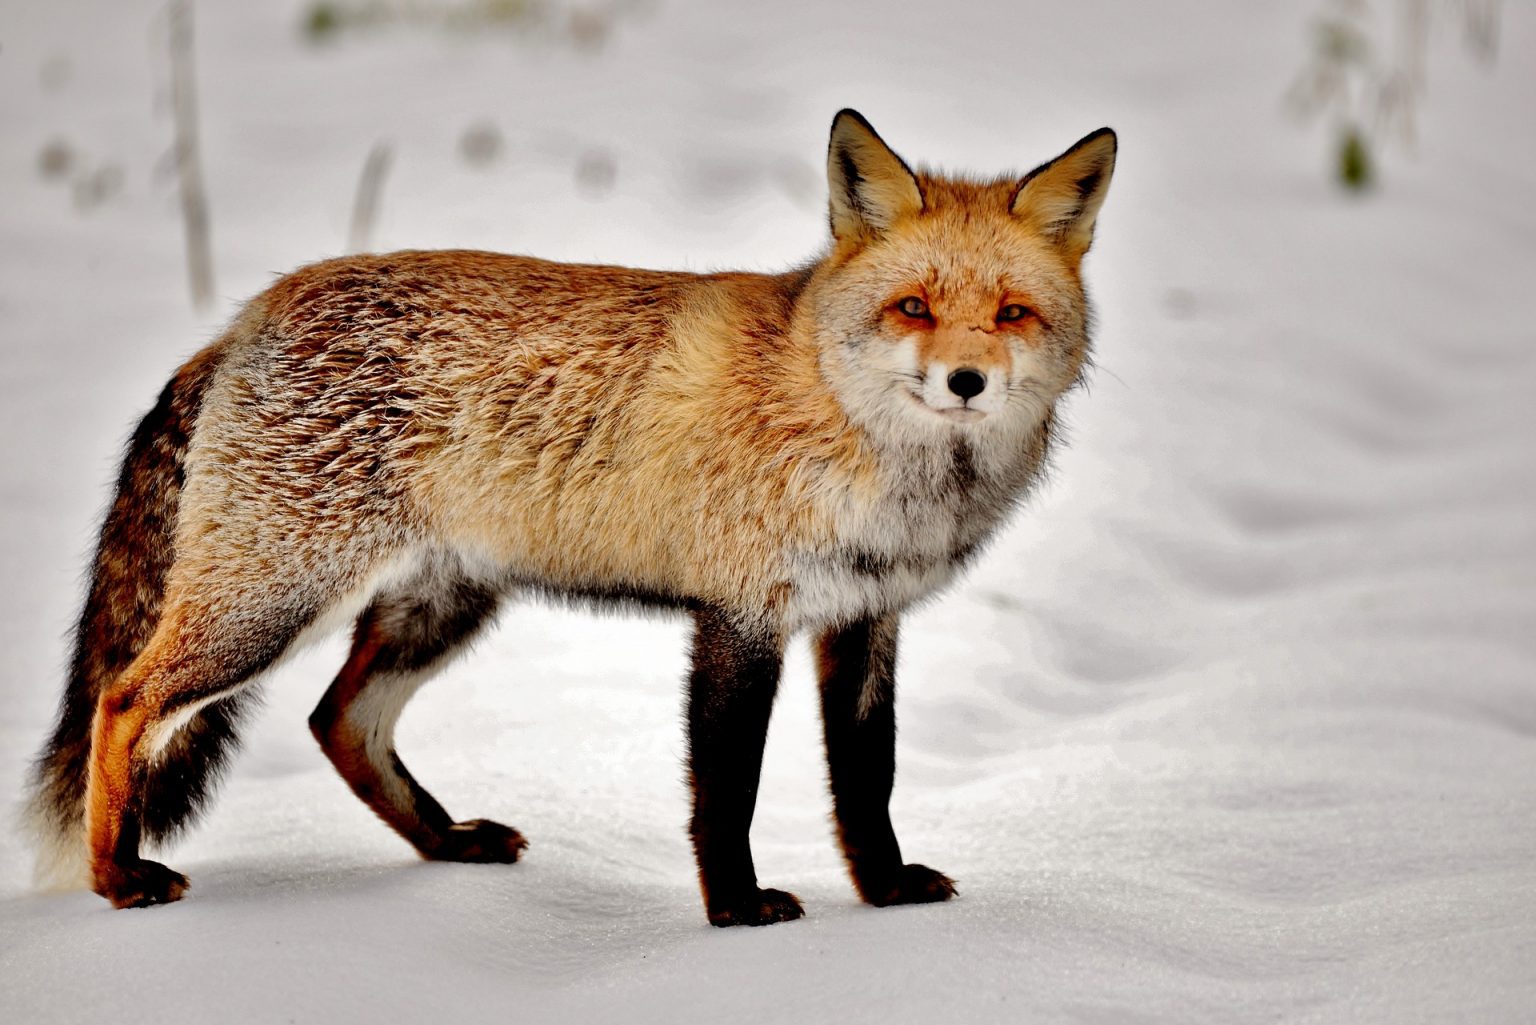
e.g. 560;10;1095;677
25;343;250;887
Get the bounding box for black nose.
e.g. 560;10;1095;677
947;368;986;400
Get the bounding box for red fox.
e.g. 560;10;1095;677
27;110;1115;926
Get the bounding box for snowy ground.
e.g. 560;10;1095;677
2;1;1534;1022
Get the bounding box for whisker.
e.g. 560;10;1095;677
1079;354;1128;391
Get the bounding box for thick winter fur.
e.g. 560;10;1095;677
26;344;234;888
27;110;1115;921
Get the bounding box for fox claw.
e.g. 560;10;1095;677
865;863;957;907
429;818;529;863
97;858;189;909
707;887;805;927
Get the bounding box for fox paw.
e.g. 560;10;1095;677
707;887;805;927
864;863;957;907
430;819;529;863
96;858;189;909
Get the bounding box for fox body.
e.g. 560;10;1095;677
28;111;1115;925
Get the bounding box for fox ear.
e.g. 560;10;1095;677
827;109;924;243
1011;128;1117;261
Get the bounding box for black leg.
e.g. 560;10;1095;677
686;606;802;927
815;614;956;907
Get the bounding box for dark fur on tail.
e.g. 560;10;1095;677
26;344;242;885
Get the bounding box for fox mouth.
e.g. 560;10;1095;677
938;407;987;423
902;388;988;423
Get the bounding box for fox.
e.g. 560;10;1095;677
26;110;1115;926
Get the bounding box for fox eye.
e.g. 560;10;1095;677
998;303;1033;322
897;296;930;319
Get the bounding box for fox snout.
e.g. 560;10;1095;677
888;310;1020;423
914;352;1009;422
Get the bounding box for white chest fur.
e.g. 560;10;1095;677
783;426;1044;632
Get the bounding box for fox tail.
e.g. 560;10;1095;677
24;345;253;888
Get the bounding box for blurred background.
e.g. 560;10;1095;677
3;1;1514;301
1;3;1533;1023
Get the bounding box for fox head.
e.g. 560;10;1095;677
805;110;1115;439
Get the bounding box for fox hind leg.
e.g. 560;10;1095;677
86;588;320;908
309;565;524;863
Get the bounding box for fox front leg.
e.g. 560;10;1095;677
815;614;957;907
685;607;803;927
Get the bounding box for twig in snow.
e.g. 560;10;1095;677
347;142;393;254
168;0;214;311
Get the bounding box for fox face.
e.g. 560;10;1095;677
807;112;1115;440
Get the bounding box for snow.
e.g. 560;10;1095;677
2;0;1535;1021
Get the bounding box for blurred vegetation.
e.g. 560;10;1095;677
300;0;641;51
35;138;125;211
1289;0;1500;191
305;0;538;42
458;121;504;167
1337;126;1372;188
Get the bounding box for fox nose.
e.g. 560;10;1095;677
947;368;987;401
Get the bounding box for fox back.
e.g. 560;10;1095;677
29;110;1115;924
